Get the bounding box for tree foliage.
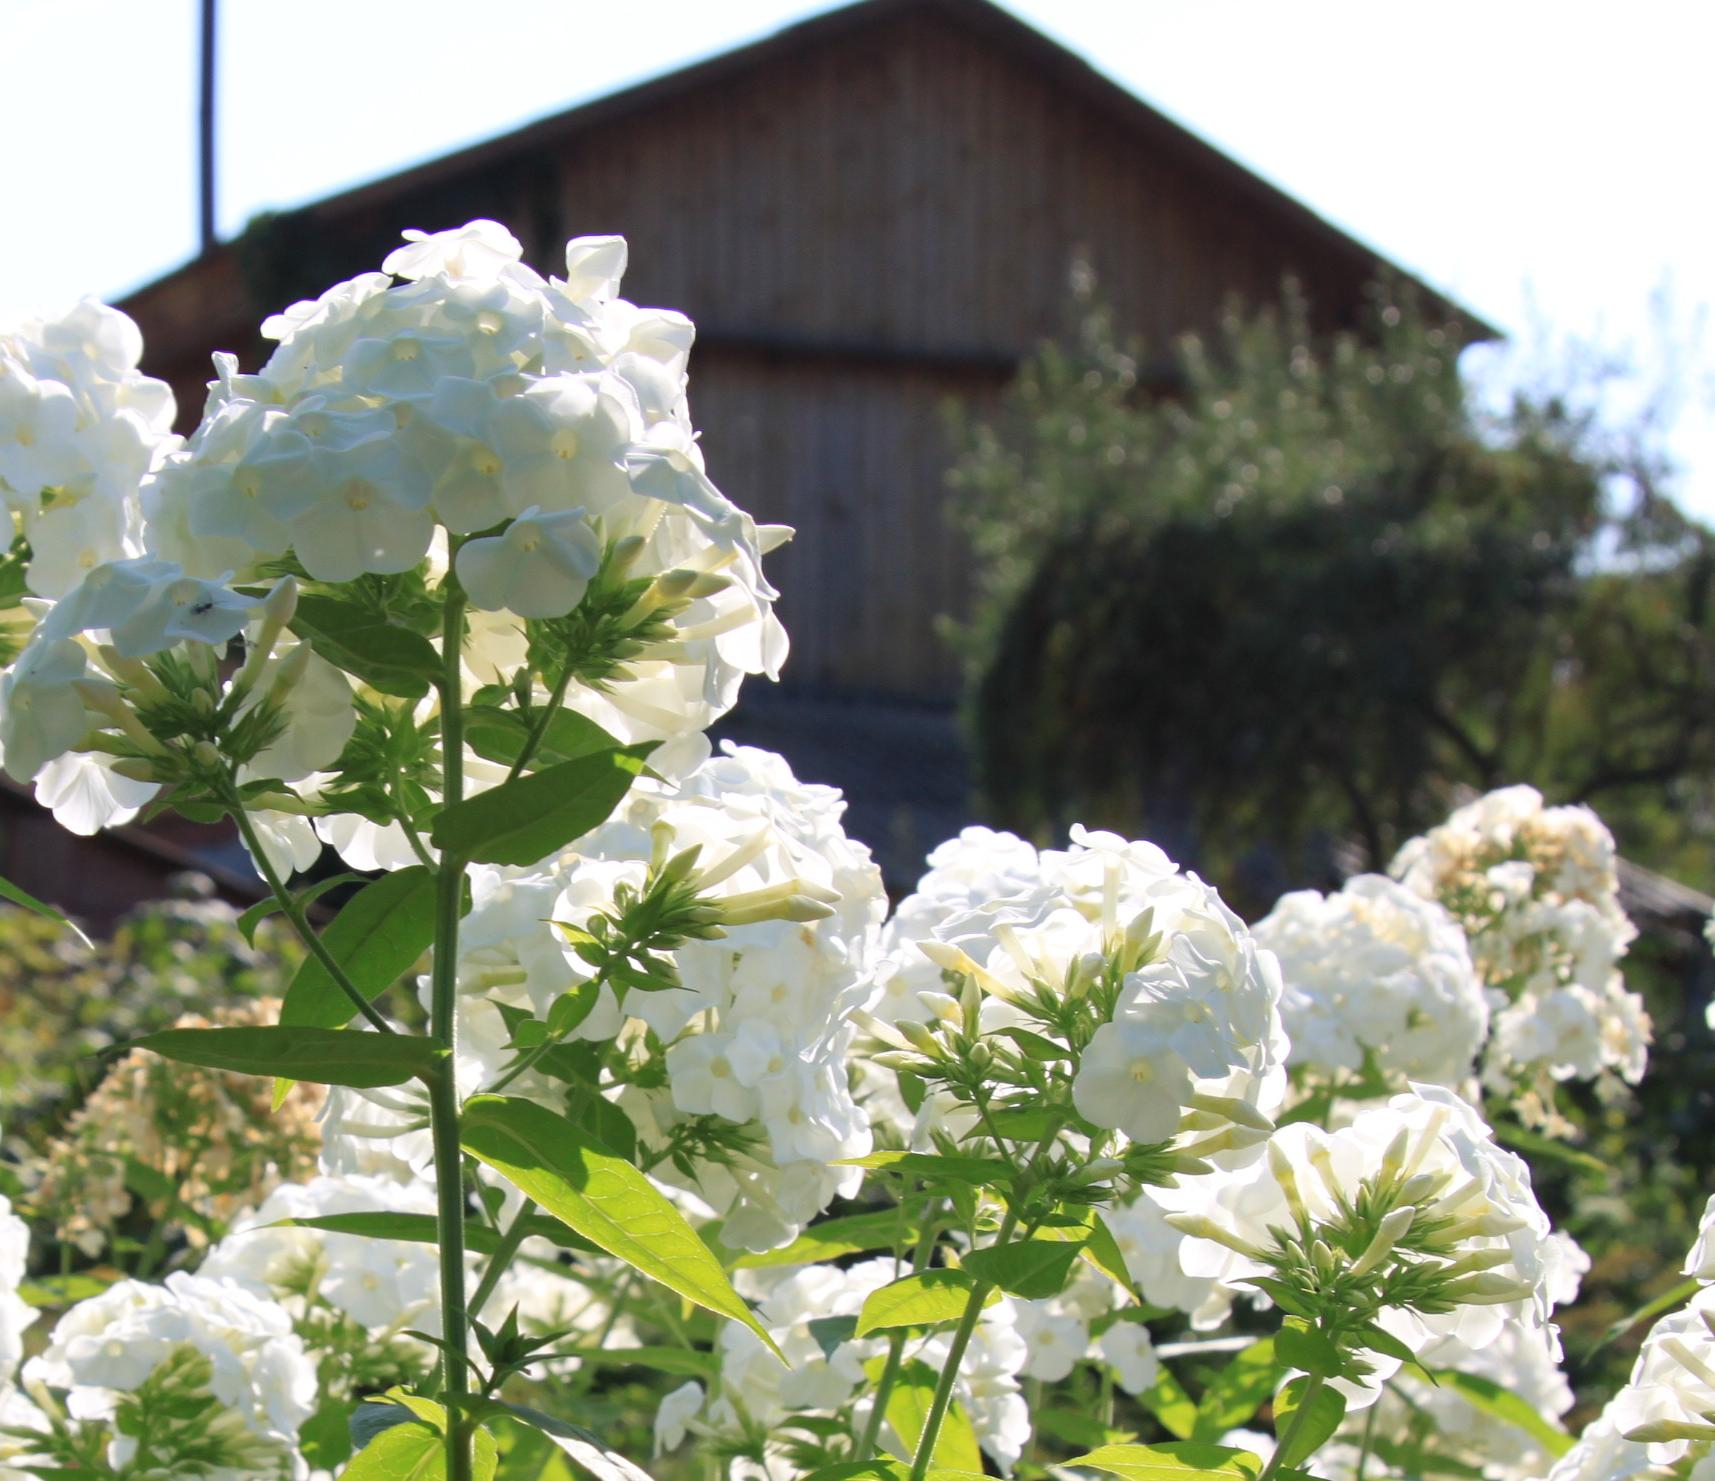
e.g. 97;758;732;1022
949;280;1715;898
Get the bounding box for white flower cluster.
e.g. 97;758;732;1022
25;1271;317;1477
0;1190;44;1479
605;746;885;1249
318;743;884;1251
0;301;177;599
686;1257;1031;1474
149;219;785;752
1163;1085;1560;1400
1392;786;1648;1094
1254;873;1489;1090
870;824;1287;1150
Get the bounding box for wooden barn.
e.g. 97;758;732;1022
16;0;1484;916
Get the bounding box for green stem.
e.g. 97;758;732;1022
856;1199;941;1462
228;802;393;1035
1257;1371;1328;1481
908;1205;1019;1481
1354;1397;1377;1481
507;662;574;782
468;1198;537;1321
484;969;610;1095
430;586;474;1481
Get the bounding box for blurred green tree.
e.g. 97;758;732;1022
948;280;1715;903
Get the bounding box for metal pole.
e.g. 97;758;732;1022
199;0;217;253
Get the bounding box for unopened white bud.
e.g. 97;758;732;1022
1268;1140;1308;1221
1191;1093;1274;1134
262;575;299;627
1350;1205;1418;1278
1073;1157;1127;1186
265;642;312;702
917;991;962;1025
1438;1272;1535;1306
1164;1212;1263;1258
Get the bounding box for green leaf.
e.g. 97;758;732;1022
1033;1411;1137;1450
962;1237;1086;1299
1082;1213;1143;1302
478;1400;658;1481
1355;1321;1423;1370
430;748;651;866
1136;1367;1198;1441
1492;1121;1611;1179
870;1357;982;1472
289;594;442;699
855;1270;990;1336
1590;1276;1699;1354
297;1400;353;1471
465;707;626;771
342;1419;486;1481
1272;1379;1346;1469
809;1315;860;1359
273;865;439;1106
1430;1370;1574;1458
1067;1442;1263;1481
458;1095;782;1358
269;1210;597;1256
1190;1339;1277;1441
279;866;437;1031
734;1210;912;1269
978;1106;1066;1141
837;1150;1011;1186
551;1346;717;1379
236;872;362;946
0;874;90;948
1275;1318;1341;1377
994;1026;1068;1061
135;1025;444;1086
18;1272;118;1308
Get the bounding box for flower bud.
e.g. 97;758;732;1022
897;1020;944;1058
608;534;647;574
1164;1211;1263;1258
871;1050;930;1075
1350;1204;1418;1278
1191;1093;1275;1134
1268;1140;1308;1222
265;642;313;704
917;991;961;1025
94;645;167;702
262;575;299;628
1072;1157;1126;1186
1437;1272;1536;1305
1622;1420;1715;1444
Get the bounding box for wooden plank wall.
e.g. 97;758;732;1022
128;3;1379;701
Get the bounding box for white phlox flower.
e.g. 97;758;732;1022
24;1271;317;1472
1255;873;1489;1089
455;504;603;617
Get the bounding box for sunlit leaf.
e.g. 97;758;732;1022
458;1095;781;1358
430;748;651;866
135;1024;444;1086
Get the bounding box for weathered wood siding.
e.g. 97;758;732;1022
127;0;1399;699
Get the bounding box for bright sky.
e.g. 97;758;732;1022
6;1;1714;512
